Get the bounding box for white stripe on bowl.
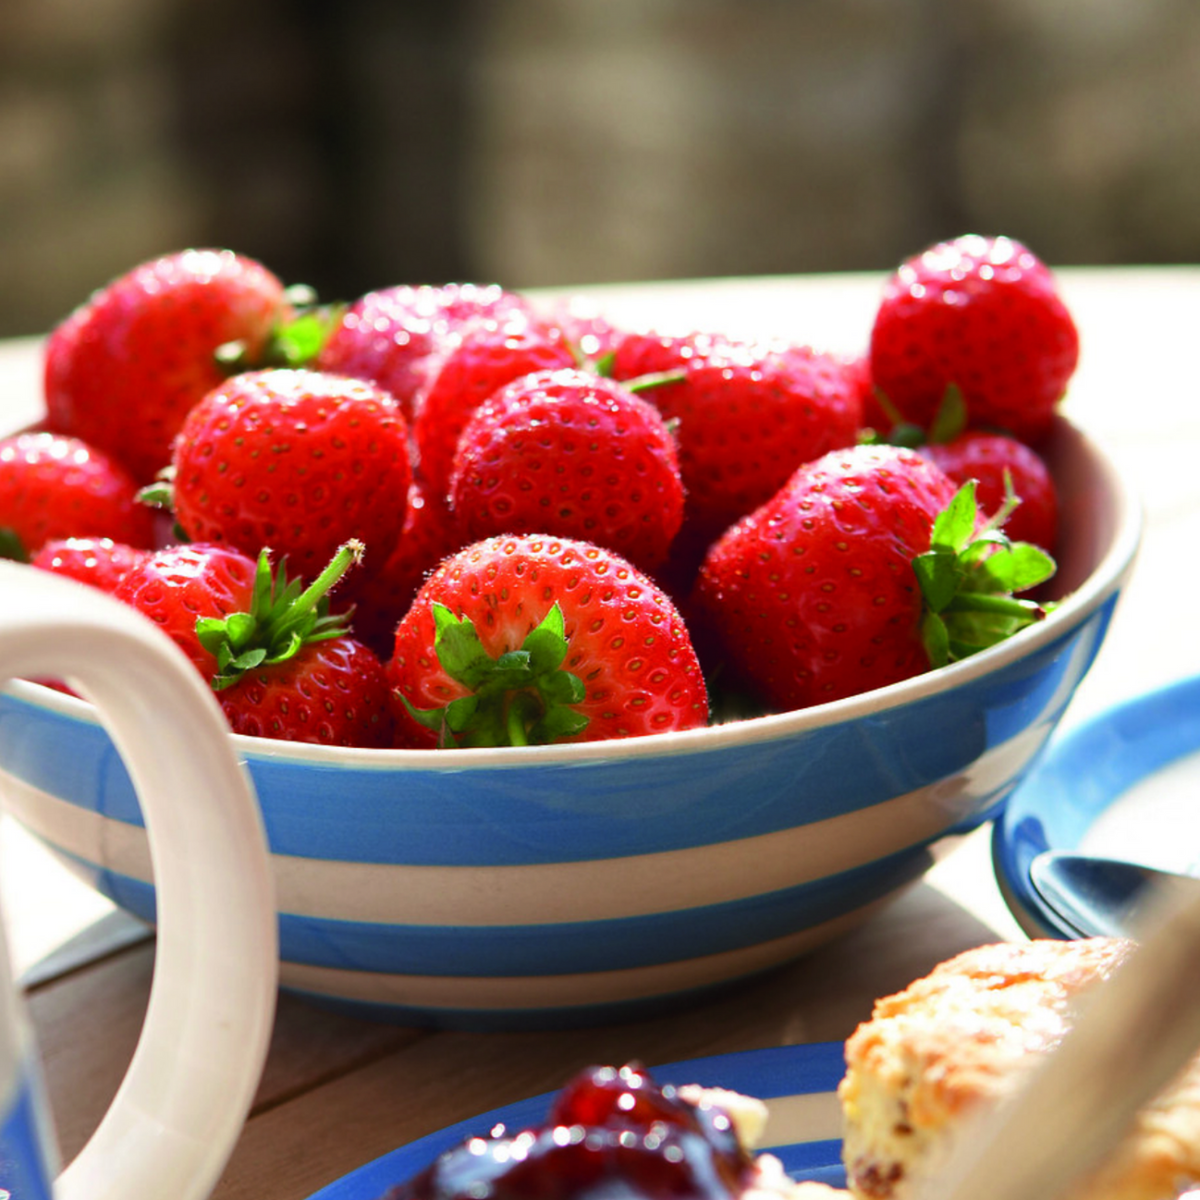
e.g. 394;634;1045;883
0;722;1048;925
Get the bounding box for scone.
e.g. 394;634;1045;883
839;938;1200;1200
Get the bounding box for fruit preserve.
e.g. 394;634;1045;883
380;1064;759;1200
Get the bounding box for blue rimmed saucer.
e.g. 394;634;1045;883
994;673;1200;938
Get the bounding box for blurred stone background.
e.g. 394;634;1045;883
2;0;1199;336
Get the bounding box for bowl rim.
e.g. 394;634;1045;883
1;416;1141;772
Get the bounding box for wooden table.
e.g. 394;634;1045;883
2;265;1198;1199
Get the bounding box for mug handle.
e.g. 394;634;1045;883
0;562;277;1200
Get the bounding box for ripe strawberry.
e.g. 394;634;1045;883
114;541;262;676
694;443;1055;711
547;296;627;364
31;537;149;593
0;431;156;561
412;314;576;498
344;479;462;658
922;431;1058;552
316;282;537;420
115;541;394;747
25;537;152;696
868;234;1079;443
169;368;412;581
610;332;863;537
388;534;708;747
44;249;292;482
448;368;685;570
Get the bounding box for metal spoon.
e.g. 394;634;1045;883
1031;849;1200;939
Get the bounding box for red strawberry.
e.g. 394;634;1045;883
695;443;1055;711
547;296;627;363
31;537;149;593
115;541;394;747
388;534;708;747
316;282;536;420
0;431;156;561
44;249;291;482
114;541;262;676
412;314;576;498
26;537;151;695
868;235;1079;443
345;479;463;658
922;431;1058;552
610;333;863;537
169;368;412;580
448;368;685;570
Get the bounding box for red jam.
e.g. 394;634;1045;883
381;1064;756;1200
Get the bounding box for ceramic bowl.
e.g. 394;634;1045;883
0;415;1139;1030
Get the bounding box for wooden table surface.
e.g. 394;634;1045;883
2;264;1199;1199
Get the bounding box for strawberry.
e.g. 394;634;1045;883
115;540;394;747
388;534;708;747
26;536;152;695
316;282;537;420
113;541;262;677
44;249;292;482
168;368;412;581
344;479;462;658
448;368;685;570
867;386;1059;552
412;313;576;498
31;537;149;593
868;234;1079;443
922;431;1058;552
610;332;863;537
547;296;627;364
0;431;156;561
694;443;1055;711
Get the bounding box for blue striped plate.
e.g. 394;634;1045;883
306;1044;847;1199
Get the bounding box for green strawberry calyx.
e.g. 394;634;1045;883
863;383;968;449
195;540;361;691
915;479;1056;668
0;527;29;563
214;285;346;375
400;602;589;748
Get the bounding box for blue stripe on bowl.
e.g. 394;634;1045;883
282;975;773;1030
41;835;929;977
271;845;931;974
0;603;1111;868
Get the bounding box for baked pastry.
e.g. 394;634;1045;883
839;937;1200;1200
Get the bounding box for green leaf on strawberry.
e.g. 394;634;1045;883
195;540;361;690
0;527;29;563
915;479;1056;669
862;382;967;449
214;288;347;375
399;602;589;749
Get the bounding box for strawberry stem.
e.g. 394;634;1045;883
625;369;687;394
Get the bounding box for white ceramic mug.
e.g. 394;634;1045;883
0;560;277;1200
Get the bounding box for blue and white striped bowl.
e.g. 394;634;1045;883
0;416;1138;1029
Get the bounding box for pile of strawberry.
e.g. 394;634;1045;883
0;235;1078;749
